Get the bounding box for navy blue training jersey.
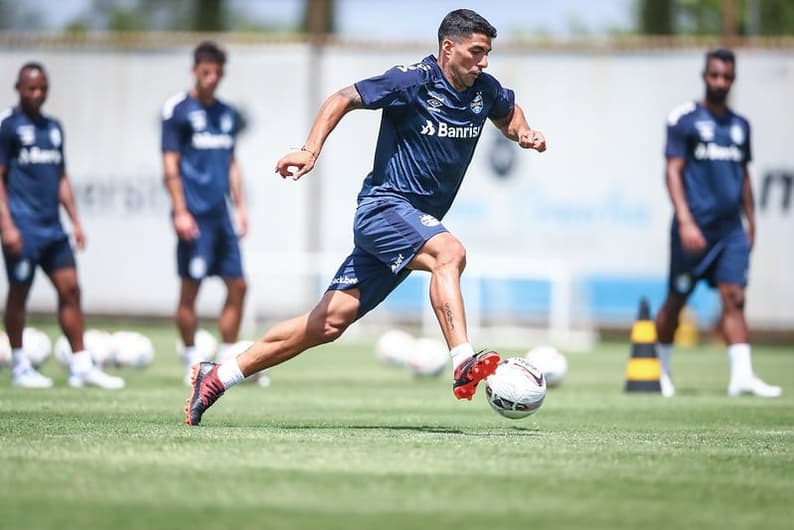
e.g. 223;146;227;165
665;101;752;227
354;55;515;220
0;107;66;231
161;93;238;216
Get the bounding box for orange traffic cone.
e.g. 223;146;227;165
624;297;661;393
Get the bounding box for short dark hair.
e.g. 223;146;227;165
193;41;226;66
705;48;735;68
438;9;497;45
17;61;46;81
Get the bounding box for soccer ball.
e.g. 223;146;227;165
53;335;72;367
485;357;546;419
176;328;218;362
375;329;415;367
407;337;449;377
53;329;114;367
85;329;114;366
0;332;11;368
525;345;568;388
23;327;52;367
111;331;155;368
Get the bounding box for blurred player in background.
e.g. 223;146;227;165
0;62;124;389
655;49;781;398
185;9;546;425
161;41;252;385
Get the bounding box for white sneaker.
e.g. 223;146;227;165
728;376;782;398
69;367;125;389
660;371;676;398
12;366;54;388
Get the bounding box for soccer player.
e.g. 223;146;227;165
0;62;124;389
655;49;781;398
161;41;250;385
185;9;547;425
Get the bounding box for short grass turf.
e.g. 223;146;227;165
1;321;792;530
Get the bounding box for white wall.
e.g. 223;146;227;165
1;43;792;329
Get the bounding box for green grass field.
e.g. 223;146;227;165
1;321;792;530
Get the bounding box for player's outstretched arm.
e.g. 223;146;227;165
58;171;85;250
275;85;364;180
492;103;546;152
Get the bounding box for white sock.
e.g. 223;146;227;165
449;342;475;370
217;358;245;389
182;345;200;365
71;350;94;374
656;343;673;375
216;342;237;363
728;343;752;381
11;348;30;372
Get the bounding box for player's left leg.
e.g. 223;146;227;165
217;277;247;355
719;283;781;397
185;288;360;425
408;232;499;400
48;266;124;389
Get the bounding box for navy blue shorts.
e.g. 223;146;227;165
2;230;75;284
327;197;448;320
668;219;750;296
177;213;243;280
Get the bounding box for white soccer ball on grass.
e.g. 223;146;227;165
111;331;155;368
525;345;568;388
176;328;218;362
374;329;415;367
0;331;11;368
407;337;449;377
23;327;52;367
485;357;547;419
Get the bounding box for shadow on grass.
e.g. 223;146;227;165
253;424;544;437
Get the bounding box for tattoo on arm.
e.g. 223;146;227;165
338;85;363;109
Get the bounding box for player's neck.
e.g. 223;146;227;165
18;104;42;120
702;98;728;117
191;88;215;106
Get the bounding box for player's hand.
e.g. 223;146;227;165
679;221;706;253
235;206;249;239
0;224;23;257
746;221;755;250
274;149;317;181
173;210;200;241
519;130;546;152
72;224;86;251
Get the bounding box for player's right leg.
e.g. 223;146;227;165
3;243;52;388
185;289;360;425
4;280;53;388
655;292;687;398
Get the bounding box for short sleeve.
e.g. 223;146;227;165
665;119;687;159
0;115;13;167
744;120;752;163
54;121;66;171
354;65;425;110
487;85;514;122
161;95;185;153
